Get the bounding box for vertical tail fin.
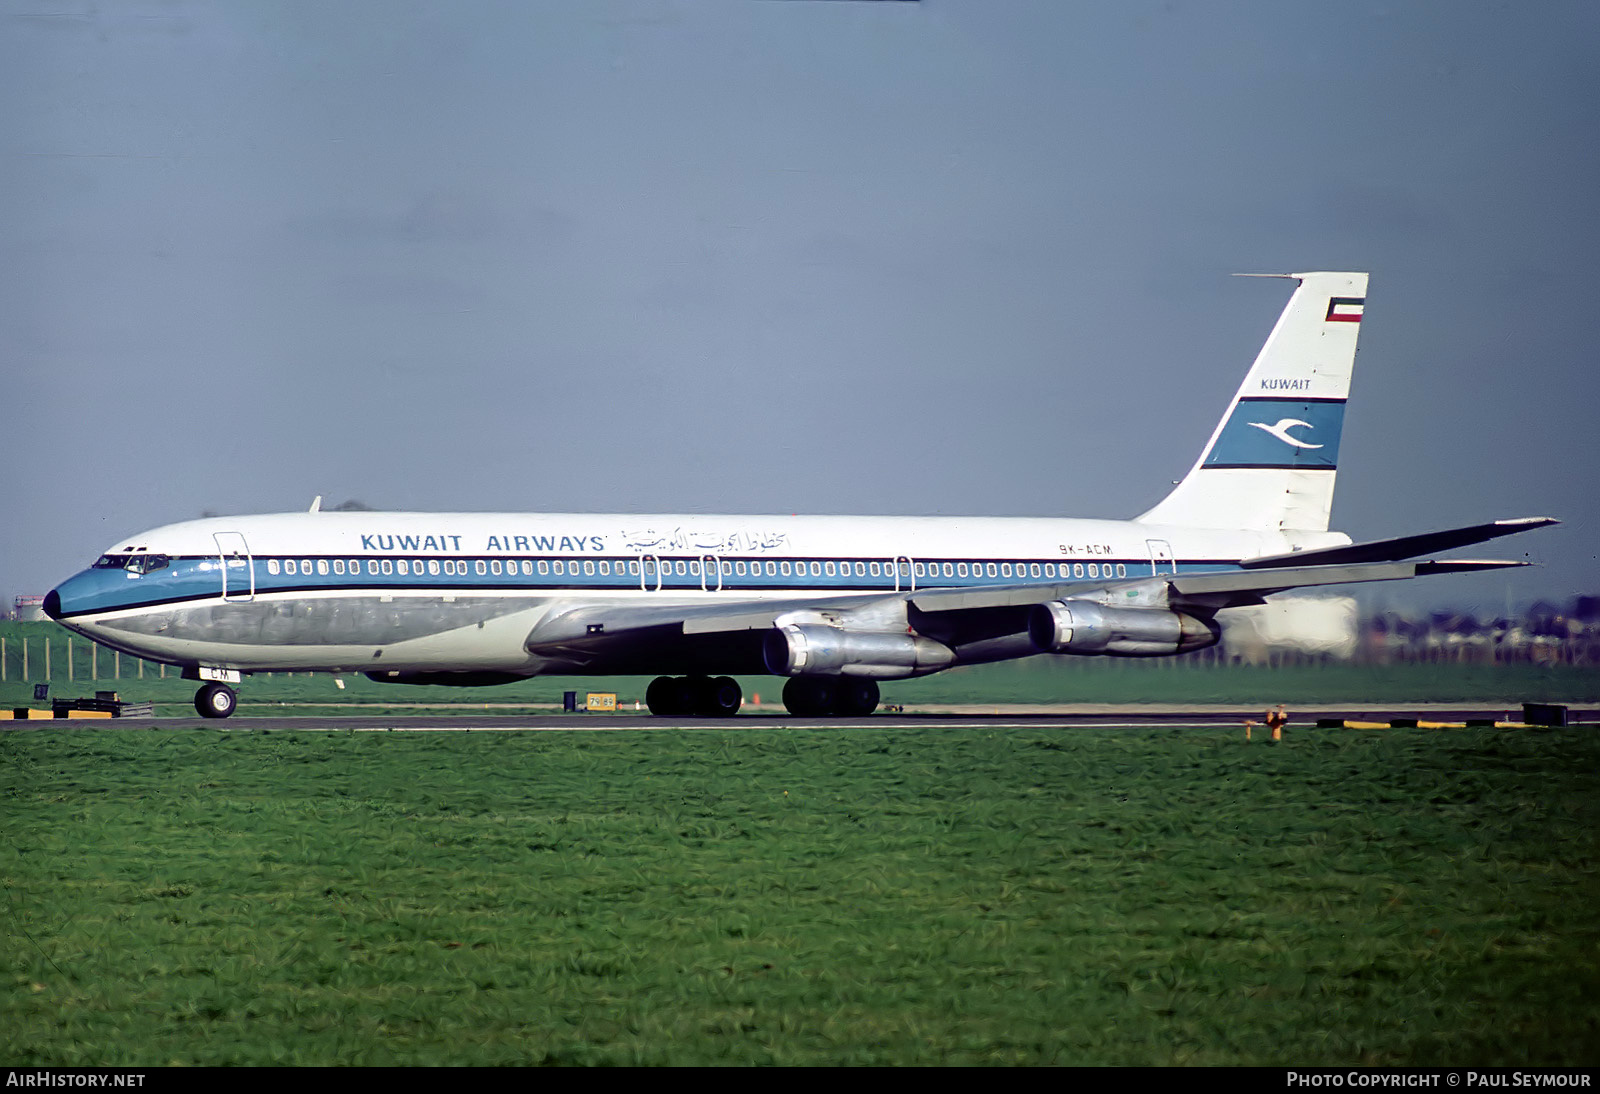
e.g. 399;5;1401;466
1137;271;1368;532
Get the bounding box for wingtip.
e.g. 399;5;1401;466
1416;559;1536;574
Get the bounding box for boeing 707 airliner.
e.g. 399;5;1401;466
45;272;1555;718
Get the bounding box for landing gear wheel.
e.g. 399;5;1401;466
695;676;743;718
668;676;699;716
646;676;680;716
782;677;837;717
195;682;237;719
647;676;745;717
835;678;880;717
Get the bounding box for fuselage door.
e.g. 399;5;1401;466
700;554;723;592
1146;539;1176;576
894;555;916;593
214;532;255;602
639;554;662;593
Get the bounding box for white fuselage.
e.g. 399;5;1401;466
45;510;1347;677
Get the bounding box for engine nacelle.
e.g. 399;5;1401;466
1028;600;1219;657
763;624;955;679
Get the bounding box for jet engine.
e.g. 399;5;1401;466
1028;600;1219;657
763;624;955;679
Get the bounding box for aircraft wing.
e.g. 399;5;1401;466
523;591;901;654
1238;517;1558;570
906;558;1530;615
525;556;1532;657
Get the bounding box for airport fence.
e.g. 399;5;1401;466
0;626;171;685
0;621;343;688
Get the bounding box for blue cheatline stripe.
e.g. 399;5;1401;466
57;553;1248;616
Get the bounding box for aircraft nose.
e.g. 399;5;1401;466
43;589;62;620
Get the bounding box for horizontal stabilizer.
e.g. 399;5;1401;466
1240;517;1558;569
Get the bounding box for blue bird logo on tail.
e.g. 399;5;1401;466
1247;418;1323;449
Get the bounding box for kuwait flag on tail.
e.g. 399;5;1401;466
1325;296;1365;323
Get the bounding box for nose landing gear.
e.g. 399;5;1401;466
195;681;237;719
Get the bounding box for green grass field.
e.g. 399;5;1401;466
4;724;1598;1065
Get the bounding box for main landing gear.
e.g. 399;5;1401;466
781;677;879;717
194;681;238;719
645;675;743;717
642;676;881;717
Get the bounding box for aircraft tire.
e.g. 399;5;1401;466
696;676;742;718
835;678;880;717
195;682;237;719
782;677;836;717
645;676;680;716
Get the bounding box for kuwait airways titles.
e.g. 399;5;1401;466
356;529;793;555
359;533;606;554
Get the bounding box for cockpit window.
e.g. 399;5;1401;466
93;554;171;574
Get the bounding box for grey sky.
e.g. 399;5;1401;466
4;0;1596;612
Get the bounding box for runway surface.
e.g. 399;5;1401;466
11;703;1595;732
